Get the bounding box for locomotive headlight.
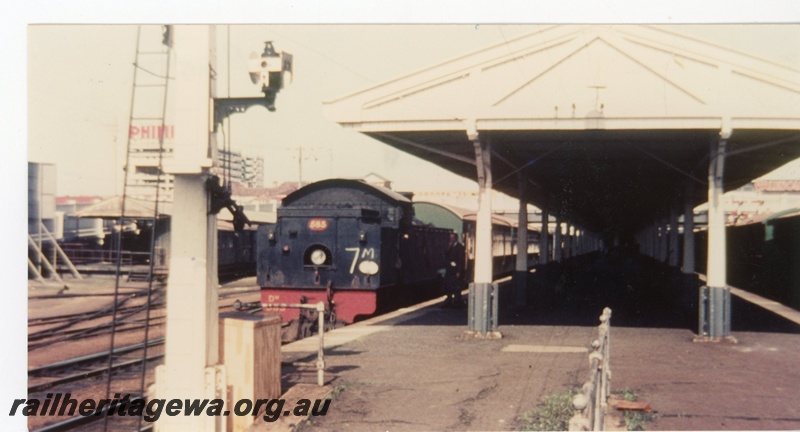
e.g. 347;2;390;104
310;248;327;266
358;260;379;275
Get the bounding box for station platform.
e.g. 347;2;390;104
279;254;800;431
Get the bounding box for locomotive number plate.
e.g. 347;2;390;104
308;218;329;231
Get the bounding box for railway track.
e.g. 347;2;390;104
27;280;262;431
28;339;165;394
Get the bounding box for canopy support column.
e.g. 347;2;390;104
554;218;562;263
540;207;550;265
515;173;528;307
659;219;669;263
699;135;732;341
669;205;679;267
682;184;696;274
564;224;572;260
467;129;500;338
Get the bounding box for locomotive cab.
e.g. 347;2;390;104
258;179;449;332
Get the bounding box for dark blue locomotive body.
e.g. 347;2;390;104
258;179;451;328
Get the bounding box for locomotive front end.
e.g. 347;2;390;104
257;206;386;325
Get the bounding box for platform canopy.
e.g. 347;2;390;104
73;196;172;219
324;25;800;238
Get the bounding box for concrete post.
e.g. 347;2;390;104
156;25;224;432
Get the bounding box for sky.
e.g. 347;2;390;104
5;2;800;430
26;23;800;199
27;24;539;196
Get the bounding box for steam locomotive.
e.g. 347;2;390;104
257;179;451;340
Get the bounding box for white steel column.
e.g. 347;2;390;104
467;129;499;337
515;174;528;306
553;219;562;263
659;220;668;263
473;137;493;284
652;224;659;259
564;223;575;258
702;136;731;339
540;207;549;265
157;25;224;432
640;229;646;257
669;206;679;267
573;228;579;256
707;140;727;289
682;187;696;274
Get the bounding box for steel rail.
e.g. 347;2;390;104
29;339;165;377
29;354;164;393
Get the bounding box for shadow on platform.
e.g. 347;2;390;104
398;252;800;334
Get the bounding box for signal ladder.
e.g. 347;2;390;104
101;25;173;432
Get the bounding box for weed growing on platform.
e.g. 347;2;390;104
330;383;347;399
519;387;577;431
616;388;657;431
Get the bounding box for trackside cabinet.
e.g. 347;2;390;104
219;312;282;432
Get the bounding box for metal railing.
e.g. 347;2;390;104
59;247;151;266
261;302;327;386
569;307;612;431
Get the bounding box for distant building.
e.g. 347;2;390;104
28;162;57;237
227;180;306;224
126;140;265;201
218;150;266;189
362;172;393;190
413;189;523;213
56;196;106;244
693;180;800;227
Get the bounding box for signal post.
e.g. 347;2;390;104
155;25;225;432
